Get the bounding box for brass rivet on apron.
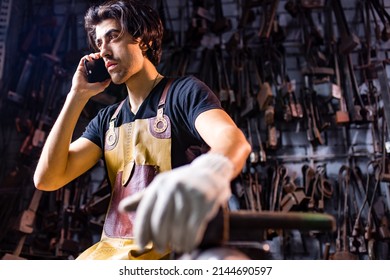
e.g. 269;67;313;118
106;120;117;147
106;129;117;146
154;107;168;133
153;117;168;133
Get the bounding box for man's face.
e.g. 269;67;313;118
95;19;145;84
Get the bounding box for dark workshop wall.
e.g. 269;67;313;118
1;0;390;260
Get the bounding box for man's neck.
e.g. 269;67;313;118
125;67;163;114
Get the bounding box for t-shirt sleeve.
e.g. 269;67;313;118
81;102;125;149
171;76;223;140
81;113;103;148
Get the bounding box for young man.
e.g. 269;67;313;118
33;0;251;260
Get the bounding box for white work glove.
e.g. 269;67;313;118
118;153;234;253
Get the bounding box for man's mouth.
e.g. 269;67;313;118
106;61;118;70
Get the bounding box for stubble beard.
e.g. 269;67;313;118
109;68;128;85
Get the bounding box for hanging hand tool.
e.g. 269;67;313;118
258;0;280;39
331;0;360;54
246;118;259;165
375;61;390;182
329;166;359;259
241;53;259;118
364;162;383;259
369;0;390;41
211;0;232;34
349;166;368;254
254;57;273;112
302;83;325;145
324;3;351;124
2;189;43;259
280;172;309;212
254;118;267;163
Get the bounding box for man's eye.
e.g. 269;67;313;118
109;34;118;40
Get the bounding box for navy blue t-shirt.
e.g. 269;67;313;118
81;75;222;168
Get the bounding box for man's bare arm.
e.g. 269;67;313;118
33;95;102;191
34;54;110;191
195;108;251;178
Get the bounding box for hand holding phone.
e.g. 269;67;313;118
84;57;110;83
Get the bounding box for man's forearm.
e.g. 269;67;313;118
208;127;251;179
33;92;88;190
195;109;251;179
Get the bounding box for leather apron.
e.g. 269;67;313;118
77;79;173;260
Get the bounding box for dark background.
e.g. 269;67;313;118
1;0;390;260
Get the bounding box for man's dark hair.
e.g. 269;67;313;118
84;0;163;66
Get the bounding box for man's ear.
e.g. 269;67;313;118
139;40;153;55
139;42;149;55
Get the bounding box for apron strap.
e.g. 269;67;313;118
156;78;174;121
109;99;126;126
158;78;174;108
109;77;174;126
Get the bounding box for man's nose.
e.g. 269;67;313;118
100;41;111;57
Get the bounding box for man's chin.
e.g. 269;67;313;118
109;75;124;85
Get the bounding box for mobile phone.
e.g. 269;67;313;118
84;57;110;83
